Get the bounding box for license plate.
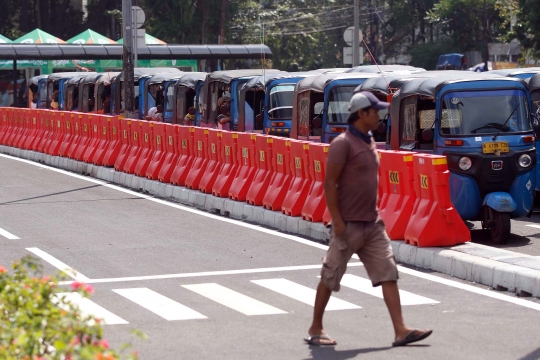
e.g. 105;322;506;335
482;141;509;154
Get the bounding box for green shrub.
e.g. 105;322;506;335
0;256;143;359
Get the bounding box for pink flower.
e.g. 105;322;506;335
71;282;83;290
40;276;51;284
71;282;94;294
0;265;7;274
84;284;94;294
99;339;109;349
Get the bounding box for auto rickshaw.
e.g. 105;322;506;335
347;65;426;74
28;75;48;109
170;72;207;125
487;67;540;80
46;72;95;110
142;72;187;120
388;73;536;243
200;69;284;130
238;73;316;135
63;73;95;112
93;72;119;115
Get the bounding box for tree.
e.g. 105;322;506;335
513;0;540;59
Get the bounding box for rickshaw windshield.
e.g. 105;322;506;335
327;86;356;123
440;89;531;136
269;85;294;119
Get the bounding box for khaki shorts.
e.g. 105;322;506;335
321;217;398;291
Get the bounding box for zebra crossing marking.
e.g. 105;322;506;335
53;292;128;325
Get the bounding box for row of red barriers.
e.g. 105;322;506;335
0;108;330;224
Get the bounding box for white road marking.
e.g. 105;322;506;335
0;226;19;240
251;278;360;311
526;224;540;230
113;288;207;321
182;283;287;316
336;274;439;305
3;154;540;312
53;292;128;325
58;263;364;285
26;247;90;282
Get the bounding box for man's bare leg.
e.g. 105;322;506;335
306;281;336;345
381;281;431;344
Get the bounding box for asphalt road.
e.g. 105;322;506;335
1;154;540;360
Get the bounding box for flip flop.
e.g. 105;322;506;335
392;329;433;347
303;334;337;346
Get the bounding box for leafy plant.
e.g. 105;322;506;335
0;256;143;359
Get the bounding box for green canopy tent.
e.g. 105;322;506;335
0;34;12;43
67;29;117;45
13;28;66;44
117;33;167;45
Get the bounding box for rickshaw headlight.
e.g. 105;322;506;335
458;157;472;170
518;154;532;168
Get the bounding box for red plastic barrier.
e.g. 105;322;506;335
322;208;331;226
262;138;292;211
198;129;223;193
246;135;274;206
404;154;470;247
0;107;7;143
281;140;311;216
58;113;75;157
3;108;18;146
185;128;209;189
33;111;47;151
170;126;195;186
133;121;155;176
91;116;111;165
38;111;55;154
301;143;329;222
22;109;40;150
145;122;167;180
122;120;143;174
15;109;31;149
82;115;101;162
377;150;416;240
157;124;179;183
6;108;20;147
73;114;92;161
46;112;64;155
101;116;122;166
228;133;257;201
212;132;239;197
67;113;83;158
114;118;134;171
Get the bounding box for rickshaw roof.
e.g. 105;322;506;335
487;67;540;77
241;72;315;92
396;73;522;99
29;75;48;87
355;71;468;95
145;72;186;86
206;69;284;84
66;73;99;86
528;73;540;92
296;72;380;93
47;72;94;82
175;72;208;89
79;73;107;86
346;65;425;73
95;72;120;86
117;67;183;81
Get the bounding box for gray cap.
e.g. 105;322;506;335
348;91;390;113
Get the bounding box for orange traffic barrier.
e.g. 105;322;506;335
23;109;40;150
15;109;31;149
101;116;122;166
301;143;329;222
82;115;101;162
0;107;7;143
4;108;18;146
170;126;195;186
212;131;239;197
35;111;49;152
58;113;75;157
157;124;179;183
47;112;65;155
114;118;134;171
67;113;83;159
40;111;56;154
263;137;292;211
185;127;209;189
246;135;274;206
378;150;417;240
122;120;143;174
134;121;155;176
403;154;470;247
281;140;311;217
145;122;167;180
91;115;111;165
6;108;20;147
228;133;257;201
199;129;223;193
73;114;92;161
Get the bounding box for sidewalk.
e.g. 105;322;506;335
3;145;540;299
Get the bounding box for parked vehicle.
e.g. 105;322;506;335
347;65;426;74
63;73;96;112
487;67;540;79
436;53;468;70
93;72;119;115
171;72;207;125
28;75;48;109
46;72;95;110
388;73;535;243
142;72;186;120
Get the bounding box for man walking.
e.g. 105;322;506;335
305;92;432;347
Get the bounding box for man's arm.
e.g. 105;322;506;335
325;161;345;236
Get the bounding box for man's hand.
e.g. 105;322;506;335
332;218;346;236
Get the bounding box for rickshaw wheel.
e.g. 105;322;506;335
490;211;511;244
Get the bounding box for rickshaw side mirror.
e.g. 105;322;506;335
188;107;196;115
376;122;387;134
422;129;434;142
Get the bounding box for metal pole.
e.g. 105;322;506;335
122;0;135;118
12;60;17;107
132;7;138;67
353;0;360;67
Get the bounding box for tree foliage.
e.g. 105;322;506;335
512;0;540;58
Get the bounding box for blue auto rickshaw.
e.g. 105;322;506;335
436;53;468;70
28;75;48;109
169;72;207;125
388;74;536;243
92;72;119;115
238;73;316;135
200;69;284;130
487;67;540;80
46;72;95;110
142;72;187;121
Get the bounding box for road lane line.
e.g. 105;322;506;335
251;278;361;311
113;288;207;321
0;227;19;240
52;292;128;325
26;247;90;282
334;274;439;306
4;155;540;312
58;263;364;285
182;283;287;316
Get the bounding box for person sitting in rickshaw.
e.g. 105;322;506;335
216;96;231;130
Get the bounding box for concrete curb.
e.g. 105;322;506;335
3;147;540;299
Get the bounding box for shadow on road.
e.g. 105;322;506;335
303;345;400;360
518;347;540;360
470;228;532;249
